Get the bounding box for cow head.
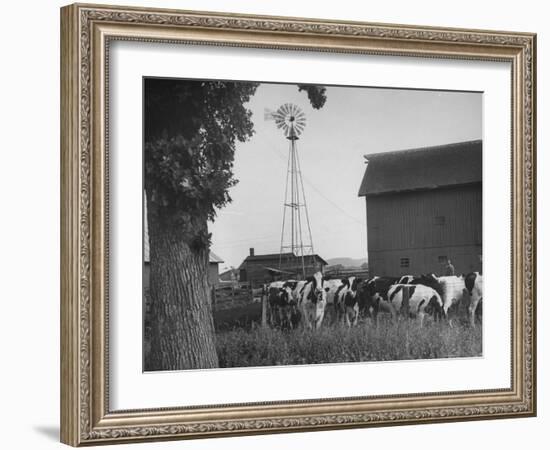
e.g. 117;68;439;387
418;273;443;296
365;277;385;303
423;295;444;320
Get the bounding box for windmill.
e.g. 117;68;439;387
265;103;315;278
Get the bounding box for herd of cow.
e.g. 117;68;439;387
266;271;483;330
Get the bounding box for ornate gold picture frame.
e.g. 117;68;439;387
60;3;536;446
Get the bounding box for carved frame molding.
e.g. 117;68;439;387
60;3;536;446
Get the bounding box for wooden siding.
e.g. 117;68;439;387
240;256;324;287
208;263;220;287
366;184;482;276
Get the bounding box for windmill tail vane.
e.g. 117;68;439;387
264;108;277;121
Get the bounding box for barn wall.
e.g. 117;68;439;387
368;245;482;277
366;184;482;276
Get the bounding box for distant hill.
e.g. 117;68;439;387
326;257;367;268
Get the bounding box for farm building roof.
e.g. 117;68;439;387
241;252;328;266
209;251;224;264
358;140;482;197
264;267;297;276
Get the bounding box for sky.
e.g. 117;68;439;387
208;82;482;271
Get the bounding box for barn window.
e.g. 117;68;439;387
400;257;410;268
438;255;447;263
434;215;446;225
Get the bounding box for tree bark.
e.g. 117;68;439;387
145;195;219;371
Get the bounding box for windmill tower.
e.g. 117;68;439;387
265;103;315;278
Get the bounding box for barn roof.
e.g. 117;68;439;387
358;140;482;197
241;252;328;266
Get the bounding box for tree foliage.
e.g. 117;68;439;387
145;79;258;247
297;84;327;109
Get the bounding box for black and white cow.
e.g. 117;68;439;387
464;272;483;327
330;277;354;322
400;273;444;297
266;280;305;329
436;274;479;326
387;284;444;326
267;281;295;328
322;278;344;323
398;275;414;284
300;272;327;329
342;277;364;327
436;275;469;325
356;276;400;324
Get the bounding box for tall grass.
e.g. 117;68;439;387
216;318;482;368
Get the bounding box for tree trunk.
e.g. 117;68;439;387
145;195;219;371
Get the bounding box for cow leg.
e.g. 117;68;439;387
468;298;481;328
303;306;312;330
345;308;351;327
337;303;343;325
418;311;425;328
269;306;276;327
315;312;323;329
353;304;360;326
372;306;378;328
280;307;287;329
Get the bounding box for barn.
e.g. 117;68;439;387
238;248;327;287
358;140;482;277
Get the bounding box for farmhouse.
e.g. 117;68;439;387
238;248;328;286
358;140;482;276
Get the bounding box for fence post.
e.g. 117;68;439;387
402;285;411;357
400;285;411;318
261;288;268;328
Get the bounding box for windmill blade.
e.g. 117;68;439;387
268;103;307;137
295;111;306;121
273;111;286;123
289;104;299;117
280;103;290;116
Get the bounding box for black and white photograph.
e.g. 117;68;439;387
143;77;483;372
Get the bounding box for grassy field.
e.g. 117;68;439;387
145;301;482;369
216;316;482;368
213;301;262;331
